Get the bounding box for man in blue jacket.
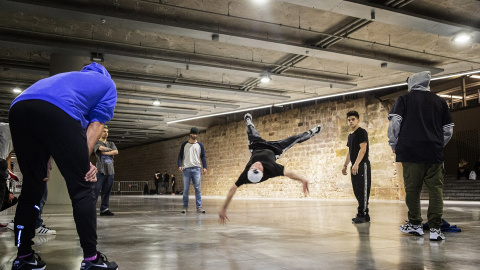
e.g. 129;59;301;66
178;127;207;214
9;62;118;270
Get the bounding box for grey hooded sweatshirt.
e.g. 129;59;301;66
387;71;454;163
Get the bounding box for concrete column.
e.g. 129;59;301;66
47;54;87;205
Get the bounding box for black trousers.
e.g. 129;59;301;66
351;161;371;216
9;100;97;257
247;124;312;158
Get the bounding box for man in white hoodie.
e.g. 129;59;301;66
388;71;454;241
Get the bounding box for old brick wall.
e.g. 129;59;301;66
113;97;404;200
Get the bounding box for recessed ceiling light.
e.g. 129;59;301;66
153;100;160;106
13;88;22;93
452;32;472;43
260;75;271;83
470;75;480;79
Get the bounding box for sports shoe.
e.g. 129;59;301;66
7;220;14;230
12;251;46;270
35;225;56;235
352;215;367;224
309;125;322;137
8;169;19;181
100;210;114;216
80;252;118;270
429;228;445;241
181;207;187;214
352;213;370;222
197;207;206;214
244;113;254;127
399;222;424;236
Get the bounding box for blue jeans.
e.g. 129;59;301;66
182;167;202;208
95;173;114;212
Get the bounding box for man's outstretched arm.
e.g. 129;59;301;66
218;184;238;225
284;169;309;196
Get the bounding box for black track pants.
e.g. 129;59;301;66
351;161;371;216
9;100;97;257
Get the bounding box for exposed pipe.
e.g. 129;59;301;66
397;0;415;9
390;0;408;8
462;76;467;107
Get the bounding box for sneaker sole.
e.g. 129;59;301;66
399;228;424;236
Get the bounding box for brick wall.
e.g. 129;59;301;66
113;97;405;200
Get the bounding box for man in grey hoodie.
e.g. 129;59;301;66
388;71;454;241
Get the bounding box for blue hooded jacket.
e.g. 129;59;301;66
11;62;117;129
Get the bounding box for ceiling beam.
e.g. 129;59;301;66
278;0;480;43
1;0;443;74
113;105;198;116
117;94;240;109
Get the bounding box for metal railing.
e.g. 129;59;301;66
113;181;155;195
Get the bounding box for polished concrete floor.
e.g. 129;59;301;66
1;195;480;270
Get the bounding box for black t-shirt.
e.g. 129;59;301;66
390;91;453;163
164;173;170;182
235;149;285;187
347;127;369;164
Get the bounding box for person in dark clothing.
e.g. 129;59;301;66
163;171;170;193
171;174;176;195
342;111;371;224
388;71;454;241
8;62;118;269
154;171;161;194
457;158;470;180
218;113;321;225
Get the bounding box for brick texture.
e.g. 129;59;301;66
112;97;405;200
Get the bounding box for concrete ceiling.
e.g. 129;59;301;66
0;0;479;148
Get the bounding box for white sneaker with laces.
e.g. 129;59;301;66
36;225;56;235
7;220;14;231
429;228;445;241
309;125;322;137
399;222;424;236
197;207;206;214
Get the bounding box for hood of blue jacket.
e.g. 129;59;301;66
81;62;111;78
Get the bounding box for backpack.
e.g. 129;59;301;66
469;171;477;180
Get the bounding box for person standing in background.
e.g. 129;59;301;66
178;127;207;214
171;174;176;195
94;125;118;216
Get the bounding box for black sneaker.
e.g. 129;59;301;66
80;252;118;270
100;210;114;216
12;251;46;270
352;213;370;222
244;113;254;127
352;214;367;224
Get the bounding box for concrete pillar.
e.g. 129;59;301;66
47;54;87;205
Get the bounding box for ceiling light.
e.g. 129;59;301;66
13;88;22;93
152;100;160;106
260;74;271;83
470;75;480;79
452;32;472;43
439;94;463;99
90;52;104;62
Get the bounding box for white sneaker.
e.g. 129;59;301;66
399;222;424;236
36;225;56;235
429;228;445;241
309;125;322;137
244;113;254;127
196;207;206;214
181;207;187;214
6;220;14;231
